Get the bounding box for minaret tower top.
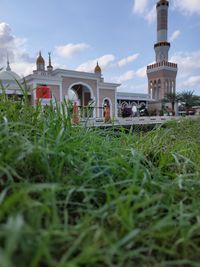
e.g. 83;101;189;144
47;52;53;72
156;0;169;42
154;0;170;62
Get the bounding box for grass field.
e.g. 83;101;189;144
0;91;200;267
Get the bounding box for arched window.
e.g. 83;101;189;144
121;101;128;108
149;81;153;99
169;80;173;93
165;80;169;95
171;81;175;93
153;80;157;99
131;102;137;107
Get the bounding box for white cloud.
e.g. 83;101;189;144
76;54;115;72
0;22;35;76
170;50;200;91
133;0;148;14
12;62;35;77
117;53;139;68
145;5;156;24
55;43;90;58
133;0;156;23
133;0;200;24
170;51;200;77
173;0;200;15
183;76;200;87
170;30;181;42
135;66;146;78
115;70;135;83
112;65;146;83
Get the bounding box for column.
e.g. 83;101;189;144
59;83;63;104
161;79;165;99
154;80;157;100
157;80;161;99
173;80;176;93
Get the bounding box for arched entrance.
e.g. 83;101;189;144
66;89;80;106
67;82;95;118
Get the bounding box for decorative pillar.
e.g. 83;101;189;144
161;79;165;99
154;80;157;100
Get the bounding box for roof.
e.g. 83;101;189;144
0;70;21;81
117;92;155;102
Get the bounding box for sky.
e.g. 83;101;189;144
0;0;200;94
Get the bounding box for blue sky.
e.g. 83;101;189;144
0;0;200;94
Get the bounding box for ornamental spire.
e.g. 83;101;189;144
6;53;11;71
94;61;101;74
36;51;45;71
47;52;53;71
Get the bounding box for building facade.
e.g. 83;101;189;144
147;0;178;100
23;53;120;118
0;55;153;118
0;54;153;118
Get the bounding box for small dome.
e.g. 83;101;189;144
36;51;45;65
0;70;21;81
94;62;101;73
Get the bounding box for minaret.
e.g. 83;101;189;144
155;0;170;62
47;52;53;72
147;0;178;100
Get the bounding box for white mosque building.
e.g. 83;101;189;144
0;53;151;118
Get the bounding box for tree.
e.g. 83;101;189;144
180;91;200;112
163;92;180;115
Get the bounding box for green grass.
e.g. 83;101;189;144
0;88;200;267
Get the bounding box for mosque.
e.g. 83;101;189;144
0;54;150;118
0;54;119;118
25;52;121;118
0;0;176;118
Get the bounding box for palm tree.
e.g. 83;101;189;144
163;92;180;115
180;91;200;113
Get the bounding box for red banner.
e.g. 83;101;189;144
36;85;52;99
